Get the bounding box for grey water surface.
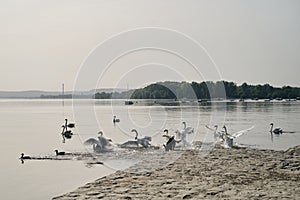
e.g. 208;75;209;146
0;99;299;199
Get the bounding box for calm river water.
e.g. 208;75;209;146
0;99;299;199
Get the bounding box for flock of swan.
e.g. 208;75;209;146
205;125;255;148
81;121;198;153
81;120;293;154
19;117;292;161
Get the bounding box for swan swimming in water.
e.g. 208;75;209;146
61;119;75;143
84;131;114;153
113;116;120;124
270;123;283;134
269;123;295;134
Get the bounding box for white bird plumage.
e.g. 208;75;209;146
229;125;255;138
269;123;282;134
84;131;114;153
205;125;223;142
120;129;152;148
175;122;194;148
222;125;254;148
269;123;294;134
132;129;151;148
206;124;254;148
182;122;194;134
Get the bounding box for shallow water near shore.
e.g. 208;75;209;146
0;99;299;199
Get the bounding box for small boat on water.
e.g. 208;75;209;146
198;99;208;103
125;100;134;105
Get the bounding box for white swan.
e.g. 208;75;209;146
182;122;194;134
222;125;254;148
84;131;114;153
270;123;283;134
222;126;234;148
175;122;194;148
120;140;139;148
97;131;113;146
120;129;151;148
205;125;223;142
132;129;151;148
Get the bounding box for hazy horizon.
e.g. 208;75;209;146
0;79;299;93
1;0;299;91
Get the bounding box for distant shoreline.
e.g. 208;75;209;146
1;81;300;100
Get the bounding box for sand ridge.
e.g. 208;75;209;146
53;145;300;199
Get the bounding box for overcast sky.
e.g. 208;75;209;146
1;0;299;91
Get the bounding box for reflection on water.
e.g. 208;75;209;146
0;99;299;199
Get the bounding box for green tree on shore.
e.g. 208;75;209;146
94;81;300;100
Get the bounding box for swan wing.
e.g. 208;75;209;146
185;127;194;134
98;136;111;146
84;138;100;145
120;140;138;147
142;136;152;141
205;125;216;132
140;139;151;148
231;125;255;138
179;128;193;135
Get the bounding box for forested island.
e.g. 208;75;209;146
94;81;300;100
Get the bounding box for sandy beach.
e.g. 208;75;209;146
53;144;300;200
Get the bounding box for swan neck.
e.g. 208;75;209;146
61;126;66;133
270;124;273;132
64;120;68;131
132;130;138;139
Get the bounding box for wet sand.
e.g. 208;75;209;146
53;144;300;199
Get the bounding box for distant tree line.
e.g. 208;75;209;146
40;94;73;99
94;81;300;100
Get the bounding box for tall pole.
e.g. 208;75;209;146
62;83;65;96
62;83;64;107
